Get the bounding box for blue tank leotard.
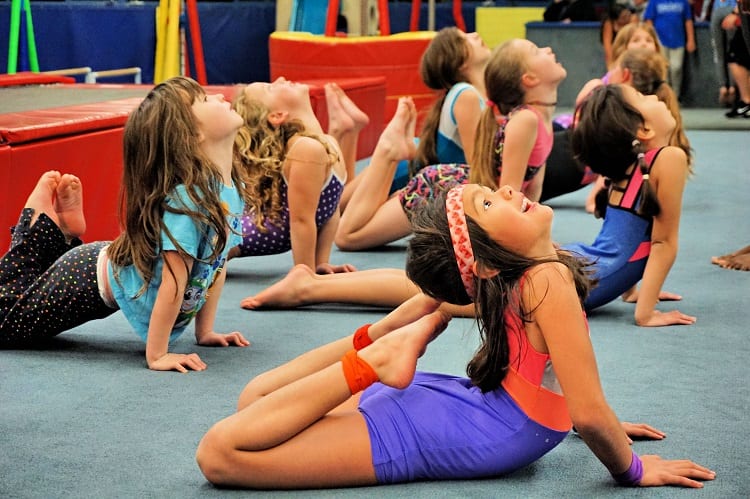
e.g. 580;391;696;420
563;148;661;310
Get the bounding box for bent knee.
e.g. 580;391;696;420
195;426;236;486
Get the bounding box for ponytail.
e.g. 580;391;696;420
632;140;661;217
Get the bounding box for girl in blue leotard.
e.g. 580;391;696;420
196;182;714;489
569;83;695;326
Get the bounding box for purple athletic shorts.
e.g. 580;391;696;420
358;371;569;483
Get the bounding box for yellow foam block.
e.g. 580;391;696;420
475;7;545;49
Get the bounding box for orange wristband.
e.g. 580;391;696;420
352;323;373;350
341;349;379;394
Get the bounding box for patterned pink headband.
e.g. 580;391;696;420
446;185;476;299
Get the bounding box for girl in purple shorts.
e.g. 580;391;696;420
196;184;715;490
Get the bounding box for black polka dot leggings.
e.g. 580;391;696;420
0;210;117;346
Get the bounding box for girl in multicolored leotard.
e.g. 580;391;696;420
228;78;359;274
334;28;489;251
569;83;695;326
196;182;715;489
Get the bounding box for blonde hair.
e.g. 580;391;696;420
471;39;528;189
232;91;336;230
612;23;662;63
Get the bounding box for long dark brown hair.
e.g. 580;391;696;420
572;84;662;219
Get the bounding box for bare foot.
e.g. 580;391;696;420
711;245;750;266
330;83;369;131
325;83;357;140
54;174;86;238
25;171;61;227
373;97;417;163
358;311;450;389
713;252;750;271
240;264;316;309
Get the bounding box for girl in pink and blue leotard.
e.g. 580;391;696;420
570;84;695;327
470;38;563;203
397;38;560;224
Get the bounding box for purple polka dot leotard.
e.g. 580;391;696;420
234;170;344;257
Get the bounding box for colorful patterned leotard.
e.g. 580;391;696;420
398;163;470;220
234;170;344;257
358;288;572;483
563;148;661;310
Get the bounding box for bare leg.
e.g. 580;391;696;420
195;311;448;489
53;174;86;239
335;97;417;250
325;83;369;185
240;264;419;309
241;264;475;317
237;293;443;410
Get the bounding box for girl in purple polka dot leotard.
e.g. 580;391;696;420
0;77;251;371
229;79;356;275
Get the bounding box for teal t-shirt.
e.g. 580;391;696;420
108;182;244;344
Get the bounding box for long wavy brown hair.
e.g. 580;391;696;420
108;76;246;296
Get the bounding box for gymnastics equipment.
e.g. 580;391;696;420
154;0;206;84
409;0;465;32
6;0;38;73
0;83;242;251
269;31;435;125
476;6;546;49
85;67;143;85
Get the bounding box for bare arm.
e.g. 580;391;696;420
194;267;250;347
529;263;712;486
145;251;207;372
602;20;615;68
498;109;538;198
685;19;696;52
452;88;484;166
286;136;330;270
527;264;633;477
635;146;694;326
